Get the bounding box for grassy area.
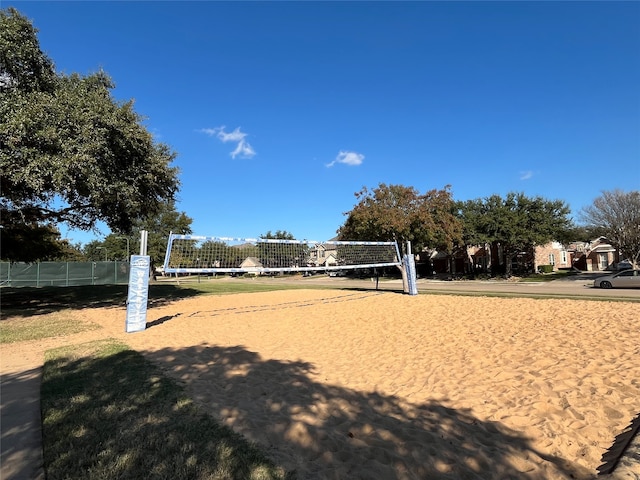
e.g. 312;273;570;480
418;289;640;303
156;276;326;296
517;271;578;282
0;311;100;344
41;339;289;480
0;279;322;315
0;280;326;343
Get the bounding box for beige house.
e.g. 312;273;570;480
239;256;263;274
308;243;338;267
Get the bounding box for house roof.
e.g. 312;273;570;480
590;245;616;253
232;243;257;249
317;253;337;265
568;237;616;254
240;257;263;268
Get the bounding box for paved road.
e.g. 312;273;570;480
251;273;640;301
417;276;640;300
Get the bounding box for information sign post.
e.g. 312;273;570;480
125;255;150;333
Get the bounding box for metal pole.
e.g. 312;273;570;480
117;236;130;260
140;230;148;256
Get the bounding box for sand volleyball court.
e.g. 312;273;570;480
38;290;640;478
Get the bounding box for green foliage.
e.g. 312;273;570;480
258;231;307;268
0;222;62;261
0;221;84;261
554;224;606;245
260;230;295;240
537;264;554;274
0;8;55;93
338;184;463;253
82;202;193;265
0;8;181;261
458;192;572;274
130;201;193;266
458;192;571;247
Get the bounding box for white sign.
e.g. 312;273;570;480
125;255;150;332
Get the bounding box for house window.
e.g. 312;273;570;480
561;251;567;265
549;253;555;265
599;253;608;270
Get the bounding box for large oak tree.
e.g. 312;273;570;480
86;201;193;270
457;192;572;275
338;184;462;254
0;8;180;260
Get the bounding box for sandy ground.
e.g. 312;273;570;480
3;289;640;479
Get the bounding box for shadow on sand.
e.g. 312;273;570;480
0;284;206;318
141;344;594;479
31;340;600;479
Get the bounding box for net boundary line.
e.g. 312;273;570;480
184;291;385;318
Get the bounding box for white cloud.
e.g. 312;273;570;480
326;150;364;168
200;126;256;159
520;170;533;180
231;140;256;159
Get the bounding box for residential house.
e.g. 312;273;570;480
417;248;473;276
239;256;263;275
533;241;570;272
567;237;619;272
308;243;338;268
419;236;620;276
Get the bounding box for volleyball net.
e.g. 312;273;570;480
125;233;416;333
162;234;403;275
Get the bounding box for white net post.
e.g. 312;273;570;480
139;230;148;255
403;241;418;295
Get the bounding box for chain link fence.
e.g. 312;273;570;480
0;261;130;287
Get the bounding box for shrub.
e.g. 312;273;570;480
538;264;554;274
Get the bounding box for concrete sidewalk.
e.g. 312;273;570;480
1;364;45;480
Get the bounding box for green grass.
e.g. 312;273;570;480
158;277;322;296
418;289;639;302
0;311;100;344
0;280;332;344
0;280;326;317
41;339;289;480
517;271;578;282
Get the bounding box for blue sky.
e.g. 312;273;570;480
7;1;640;244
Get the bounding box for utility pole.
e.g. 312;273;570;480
117;236;130;260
